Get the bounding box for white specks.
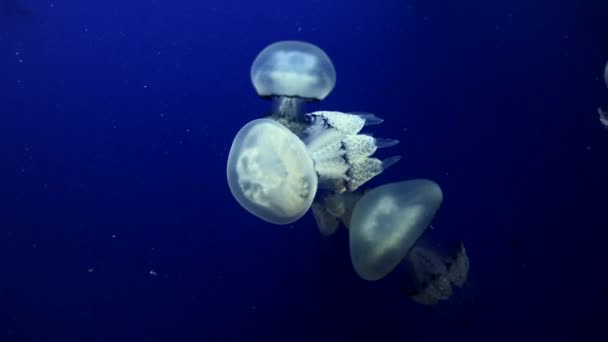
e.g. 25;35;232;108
18;59;23;63
15;51;20;55
185;128;190;133
149;269;158;277
143;85;148;89
111;234;117;238
160;112;166;118
88;268;95;273
84;27;89;33
297;27;302;32
429;224;436;230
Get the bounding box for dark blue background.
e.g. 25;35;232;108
1;0;607;341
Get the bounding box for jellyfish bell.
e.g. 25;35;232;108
226;118;318;224
349;179;444;281
250;41;336;123
227;112;400;225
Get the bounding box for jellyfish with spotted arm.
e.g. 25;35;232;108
226;111;400;225
348;179;444;281
251;41;336;130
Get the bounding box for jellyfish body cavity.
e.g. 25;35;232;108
349;179;444;281
251;41;336;121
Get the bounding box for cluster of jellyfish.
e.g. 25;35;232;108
226;41;470;305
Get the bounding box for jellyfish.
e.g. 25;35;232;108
226;111;400;225
250;40;336;130
348;179;444;281
399;239;470;305
599;60;608;128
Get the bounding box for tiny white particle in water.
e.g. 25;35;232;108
88;268;94;273
149;269;158;276
112;234;116;238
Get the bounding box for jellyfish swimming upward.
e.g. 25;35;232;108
349;179;444;281
250;41;336;131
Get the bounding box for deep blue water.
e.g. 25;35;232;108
1;0;607;341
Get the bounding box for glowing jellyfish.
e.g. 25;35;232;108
349;179;443;281
251;41;336;124
226;112;400;225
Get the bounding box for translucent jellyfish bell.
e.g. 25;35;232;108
349;179;444;281
251;41;336;122
226;118;318;224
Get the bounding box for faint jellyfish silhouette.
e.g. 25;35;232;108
251;40;336;128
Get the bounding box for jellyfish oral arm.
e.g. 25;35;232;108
304;111;401;192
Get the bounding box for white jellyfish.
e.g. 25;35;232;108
226;112;400;225
251;41;336;126
348;179;444;281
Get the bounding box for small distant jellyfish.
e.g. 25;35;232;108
226;112;400;225
599;60;608;128
250;41;336;129
599;109;608;128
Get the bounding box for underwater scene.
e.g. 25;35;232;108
1;0;607;341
